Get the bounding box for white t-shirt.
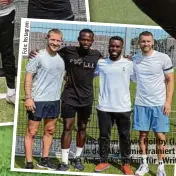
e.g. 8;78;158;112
133;50;173;106
0;0;15;17
96;56;133;112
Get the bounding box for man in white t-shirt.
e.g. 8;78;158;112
133;31;174;176
94;36;134;175
0;0;16;104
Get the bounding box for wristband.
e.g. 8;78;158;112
25;97;32;100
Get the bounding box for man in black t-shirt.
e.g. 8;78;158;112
27;0;74;20
57;29;102;171
29;29;102;171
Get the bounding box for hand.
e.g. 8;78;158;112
64;74;68;81
123;55;132;61
0;0;12;5
25;98;36;112
162;101;171;116
28;49;39;59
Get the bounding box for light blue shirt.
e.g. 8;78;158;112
133;50;173;106
26;49;65;101
96;56;133;112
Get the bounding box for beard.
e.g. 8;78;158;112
141;45;153;53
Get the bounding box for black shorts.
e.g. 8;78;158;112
27;100;60;121
61;101;92;119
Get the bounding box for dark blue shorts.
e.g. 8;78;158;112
27;100;60;121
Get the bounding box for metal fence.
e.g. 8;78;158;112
0;0;87;95
15;20;176;161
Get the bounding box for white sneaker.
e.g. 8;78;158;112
6;94;15;105
135;164;149;176
157;167;166;176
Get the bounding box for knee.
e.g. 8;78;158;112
26;128;38;138
63;124;73;136
139;132;148;139
44;127;55;136
78;124;86;132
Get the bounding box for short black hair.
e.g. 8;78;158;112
79;28;94;37
109;36;124;45
139;31;154;39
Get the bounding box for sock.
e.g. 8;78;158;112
61;149;69;165
141;154;147;165
158;160;164;169
7;87;15;96
75;147;83;158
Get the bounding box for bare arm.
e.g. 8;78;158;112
24;73;33;99
163;72;174;115
24;73;35;112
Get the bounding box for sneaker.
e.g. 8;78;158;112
135;164;149;176
56;162;69;171
72;157;84;171
37;157;56;170
157;167;166;176
25;162;34;169
6;94;15;105
121;164;134;175
95;162;110;172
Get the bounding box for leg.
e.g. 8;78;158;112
95;110;112;172
97;110;112;162
133;106;151;175
115;112;131;164
151;106;169;175
71;104;92;171
76;104;92;149
114;112;134;175
0;10;16;90
154;132;166;161
155;132;167;175
56;101;76;170
61;118;75;149
24;120;40;162
36;118;57;170
139;131;149;156
42;119;57;157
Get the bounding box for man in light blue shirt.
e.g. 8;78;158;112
133;31;174;176
94;36;134;175
24;29;65;170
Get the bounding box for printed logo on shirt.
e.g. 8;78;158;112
70;58;83;65
123;67;125;71
70;58;94;69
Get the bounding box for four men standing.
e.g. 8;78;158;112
25;28;174;175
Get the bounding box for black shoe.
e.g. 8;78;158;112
25;162;34;169
72;157;84;171
56;162;69;171
37;157;56;170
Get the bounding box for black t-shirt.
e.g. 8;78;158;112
59;46;102;107
27;0;74;20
